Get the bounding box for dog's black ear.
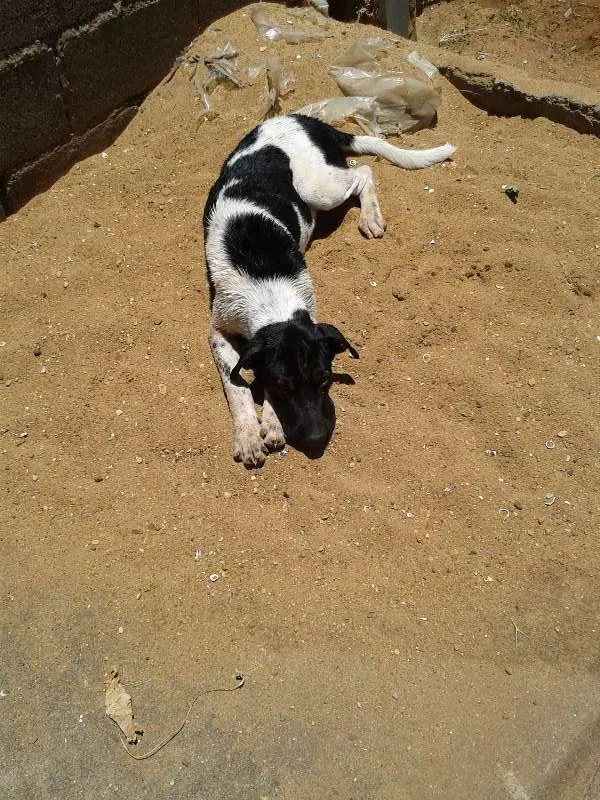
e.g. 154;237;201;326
318;323;359;359
230;335;265;383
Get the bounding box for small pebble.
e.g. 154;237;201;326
33;345;42;357
557;430;567;438
115;409;123;416
514;501;523;510
94;475;104;483
135;456;143;464
527;378;536;387
158;383;167;395
209;573;220;582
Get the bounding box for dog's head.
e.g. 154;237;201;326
231;310;358;453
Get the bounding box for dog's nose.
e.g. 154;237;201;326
302;429;329;449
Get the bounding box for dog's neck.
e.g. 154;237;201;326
246;275;315;336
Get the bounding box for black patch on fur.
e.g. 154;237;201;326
292;114;355;168
222;146;311;242
203;134;316;294
204;140;312;236
224;213;306;282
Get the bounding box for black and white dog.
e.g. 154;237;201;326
203;114;455;467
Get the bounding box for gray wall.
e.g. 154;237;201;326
0;0;246;216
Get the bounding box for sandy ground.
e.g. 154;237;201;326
2;2;600;798
419;0;600;87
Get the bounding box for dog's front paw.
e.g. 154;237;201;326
359;204;387;239
260;417;286;452
233;426;268;468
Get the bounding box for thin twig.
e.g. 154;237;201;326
110;674;245;761
510;618;527;648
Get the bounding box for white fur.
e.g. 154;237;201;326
212;271;315;337
351;136;456;169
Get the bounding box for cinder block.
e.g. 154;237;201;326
5;105;137;212
0;1;60;59
58;1;117;29
0;45;70;175
59;0;197;131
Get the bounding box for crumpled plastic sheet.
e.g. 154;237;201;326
296;96;382;135
250;3;332;44
184;42;295;119
264;56;295;117
297;38;442;135
188;41;261;113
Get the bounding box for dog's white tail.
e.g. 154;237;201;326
349;135;456;170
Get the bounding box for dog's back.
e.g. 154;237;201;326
203;117;327;334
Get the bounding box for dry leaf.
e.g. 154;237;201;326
105;671;142;744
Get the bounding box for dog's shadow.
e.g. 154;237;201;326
251;372;355;460
332;372;355;386
311;198;359;243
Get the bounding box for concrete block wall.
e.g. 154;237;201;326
0;0;247;215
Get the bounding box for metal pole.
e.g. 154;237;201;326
382;0;417;39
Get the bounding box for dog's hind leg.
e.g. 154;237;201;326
355;166;386;239
209;324;268;468
295;163;386;239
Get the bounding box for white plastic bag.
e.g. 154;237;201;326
250;4;332;44
264;56;295;117
298;38;442;135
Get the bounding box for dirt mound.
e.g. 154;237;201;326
2;3;600;797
